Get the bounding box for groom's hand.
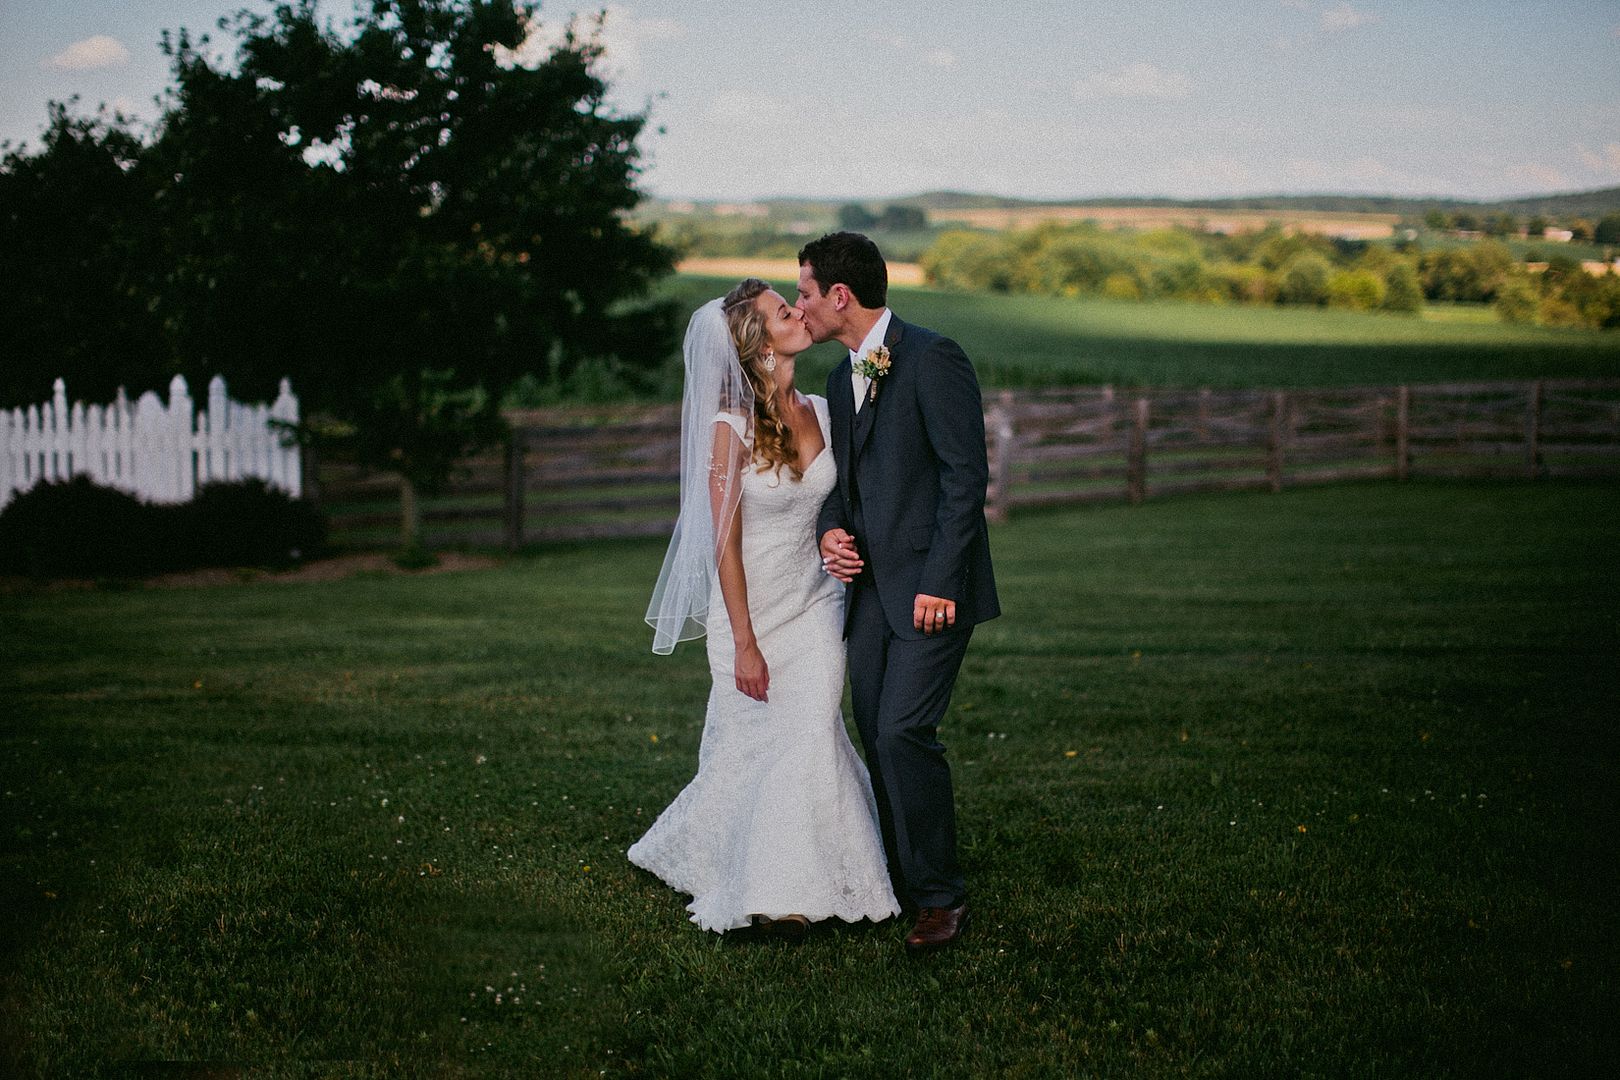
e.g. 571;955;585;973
819;528;863;583
913;593;956;635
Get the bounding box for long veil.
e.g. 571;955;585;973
644;298;755;654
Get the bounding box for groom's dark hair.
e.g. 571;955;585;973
798;232;887;309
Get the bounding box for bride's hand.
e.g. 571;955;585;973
819;528;863;583
735;640;769;702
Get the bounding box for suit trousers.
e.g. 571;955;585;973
846;575;970;909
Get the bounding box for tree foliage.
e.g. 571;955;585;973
0;105;170;405
1;0;675;543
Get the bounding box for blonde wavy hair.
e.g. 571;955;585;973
722;277;802;481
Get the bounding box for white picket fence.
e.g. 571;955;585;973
0;375;301;511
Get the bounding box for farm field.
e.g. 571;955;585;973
924;203;1401;239
663;275;1620;394
3;480;1616;1077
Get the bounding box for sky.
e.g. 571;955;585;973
3;1;1618;203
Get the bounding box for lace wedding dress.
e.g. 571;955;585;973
629;396;900;932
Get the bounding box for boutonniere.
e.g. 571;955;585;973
853;345;891;403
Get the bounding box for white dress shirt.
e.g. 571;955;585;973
850;308;893;414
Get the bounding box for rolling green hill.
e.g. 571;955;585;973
664;274;1620;392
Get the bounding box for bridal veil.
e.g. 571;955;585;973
644;297;755;654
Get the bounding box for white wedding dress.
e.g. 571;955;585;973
628;396;900;932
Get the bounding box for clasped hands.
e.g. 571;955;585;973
819;529;956;635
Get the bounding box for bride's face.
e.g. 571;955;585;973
755;289;813;358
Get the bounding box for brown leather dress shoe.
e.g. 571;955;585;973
904;903;967;953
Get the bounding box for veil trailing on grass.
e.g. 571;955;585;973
644;297;755;654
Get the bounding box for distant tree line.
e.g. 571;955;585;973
836;203;929;233
1421;208;1620;244
657;202;940;263
918;224;1620;329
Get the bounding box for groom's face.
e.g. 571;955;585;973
795;263;840;345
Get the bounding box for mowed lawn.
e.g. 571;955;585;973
665;274;1620;393
3;480;1618;1077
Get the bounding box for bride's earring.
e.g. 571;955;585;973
762;349;777;373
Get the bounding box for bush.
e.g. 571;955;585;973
920;231;1021;292
1101;272;1142;301
1025;231;1139;296
1494;278;1540;324
1420;241;1515;303
0;476;173;578
1277;254;1331;306
1210;263;1275;304
1327;269;1387;311
0;476;324;580
1382;262;1424;313
180;479;326;569
1537;295;1585;328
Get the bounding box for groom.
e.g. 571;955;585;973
798;232;1000;953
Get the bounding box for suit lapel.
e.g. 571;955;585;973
831;356;855;497
852;316;905;461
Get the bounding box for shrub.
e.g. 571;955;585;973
920;231;1020;292
1102;272;1142;301
1382;262;1424;313
1420;241;1515;303
1537;295;1585;328
0;476;173;578
1327;269;1387;311
1277;254;1331;306
1210;263;1275;304
0;476;324;580
1594;213;1620;245
180;479;326;569
1025;231;1139;296
1494;278;1539;324
1147;256;1209;300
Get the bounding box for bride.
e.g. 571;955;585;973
630;278;900;937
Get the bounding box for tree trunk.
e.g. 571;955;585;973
400;474;422;549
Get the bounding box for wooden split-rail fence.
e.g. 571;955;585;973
315;379;1620;550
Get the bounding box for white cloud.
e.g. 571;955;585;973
926;49;956;69
492;5;682;88
1577;142;1620;176
47;35;131;72
1072;63;1191;102
1321;4;1378;32
1281;0;1312;10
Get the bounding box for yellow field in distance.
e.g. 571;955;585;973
930;204;1400;240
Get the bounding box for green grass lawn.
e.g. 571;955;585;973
4;480;1617;1077
664;275;1619;395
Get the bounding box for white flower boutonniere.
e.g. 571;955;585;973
853;345;892;404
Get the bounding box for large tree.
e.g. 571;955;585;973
157;0;675;542
0;104;170;405
2;0;675;545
